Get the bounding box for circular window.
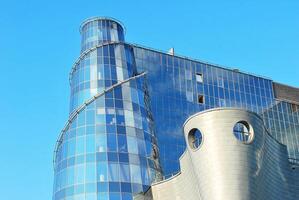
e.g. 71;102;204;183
233;121;254;144
188;128;203;150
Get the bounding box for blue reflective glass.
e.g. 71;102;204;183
109;182;120;192
97;162;108;182
121;182;132;193
54;18;299;200
108;152;118;162
107;134;117;152
119;153;129;163
96;152;107;161
117;135;128;152
108;163;120;181
97;182;108;192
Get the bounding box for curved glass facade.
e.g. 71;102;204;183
69;43;137;113
54;17;299;199
80;17;125;53
133;47;299;176
53;18;161;200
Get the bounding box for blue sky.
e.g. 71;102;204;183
0;0;298;199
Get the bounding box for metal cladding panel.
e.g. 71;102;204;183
150;108;299;200
273;82;299;104
151;152;201;200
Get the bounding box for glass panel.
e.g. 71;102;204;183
96;134;107;152
120;163;131;182
108;163;120;181
97;162;107;182
76;136;85;155
127;136;138;154
75;164;85;184
196;73;203;83
86;163;96;183
130;165;142;184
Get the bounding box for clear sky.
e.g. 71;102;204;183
0;0;298;199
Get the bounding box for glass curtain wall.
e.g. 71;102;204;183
133;46;299;177
53;18;161;200
53;18;299;199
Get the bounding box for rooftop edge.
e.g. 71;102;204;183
79;16;126;34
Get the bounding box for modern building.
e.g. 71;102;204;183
53;17;299;200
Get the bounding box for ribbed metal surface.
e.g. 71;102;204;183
151;108;299;200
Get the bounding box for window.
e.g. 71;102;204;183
219;98;225;107
186;91;193;102
233;121;254;144
198;95;204;104
108;163;120;181
217;77;224;87
120;164;130;182
186;70;192;80
130;164;142;183
188;128;203;150
196;73;203;83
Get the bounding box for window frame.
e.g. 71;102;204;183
196;73;204;83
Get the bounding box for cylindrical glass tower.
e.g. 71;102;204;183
53;17;161;200
80;17;125;53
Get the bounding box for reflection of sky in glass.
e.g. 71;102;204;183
133;46;299;177
53;19;162;200
54;17;299;200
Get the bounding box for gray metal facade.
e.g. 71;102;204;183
150;108;299;200
273;82;299;104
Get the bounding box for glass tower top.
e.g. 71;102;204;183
80;17;125;53
53;17;299;200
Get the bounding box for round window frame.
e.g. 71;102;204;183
232;120;254;144
188;128;204;151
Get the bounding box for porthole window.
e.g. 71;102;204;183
233;121;254;144
188;128;203;150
